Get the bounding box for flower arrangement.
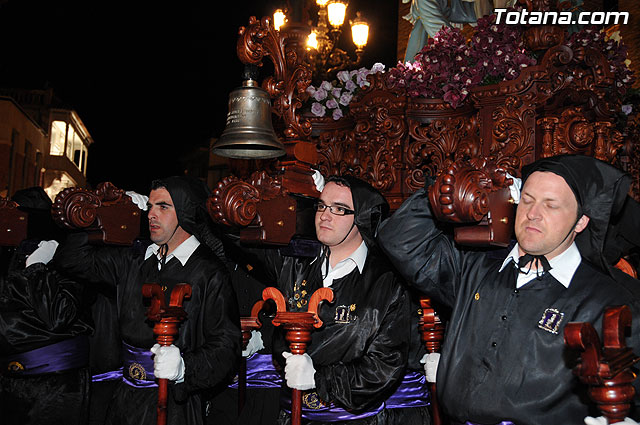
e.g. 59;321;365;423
306;63;386;120
565;26;635;96
387;12;537;108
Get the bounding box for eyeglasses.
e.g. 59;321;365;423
314;201;355;216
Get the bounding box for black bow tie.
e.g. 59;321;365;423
517;254;552;280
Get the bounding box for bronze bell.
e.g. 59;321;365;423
212;69;285;159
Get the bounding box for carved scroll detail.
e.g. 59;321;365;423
237;16;312;141
208;176;260;227
52;187;101;229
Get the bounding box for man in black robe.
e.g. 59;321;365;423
52;176;241;425
236;175;431;425
0;187;93;425
377;154;640;425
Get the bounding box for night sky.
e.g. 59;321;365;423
0;0;398;194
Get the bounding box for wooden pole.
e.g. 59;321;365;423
142;283;191;425
262;287;333;425
419;298;445;425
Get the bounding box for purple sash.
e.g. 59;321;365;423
281;371;429;421
385;371;429;409
229;353;283;389
92;368;123;382
2;335;89;375
122;341;157;388
453;422;516;425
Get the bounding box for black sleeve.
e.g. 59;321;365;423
52;232;129;288
377;186;467;309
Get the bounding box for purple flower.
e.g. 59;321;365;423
332;108;343;120
313;88;328;102
326;99;339;109
320;81;333;91
622;104;633;115
345;80;357;92
337;70;351;83
311;102;326;117
331;88;342;99
339;92;353;106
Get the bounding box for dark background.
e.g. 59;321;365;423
0;0;399;194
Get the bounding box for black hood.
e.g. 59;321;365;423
152;176;211;237
151;176;226;262
338;175;389;249
521;154;637;275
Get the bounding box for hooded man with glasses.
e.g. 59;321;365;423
48;175;240;425
232;174;431;425
377;154;640;425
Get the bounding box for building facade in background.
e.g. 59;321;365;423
0;88;93;200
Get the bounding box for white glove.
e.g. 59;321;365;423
25;240;59;267
126;191;149;211
506;172;521;204
585;417;639;425
151;344;185;383
312;170;325;193
420;352;440;383
242;330;265;357
282;352;316;390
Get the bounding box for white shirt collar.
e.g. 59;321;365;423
499;242;582;288
321;240;368;287
144;235;200;268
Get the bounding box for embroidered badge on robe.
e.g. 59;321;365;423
303;391;329;409
7;361;24;372
129;362;147;380
334;304;357;323
538;308;564;334
289;279;309;310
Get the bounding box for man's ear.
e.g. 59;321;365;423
574;214;590;234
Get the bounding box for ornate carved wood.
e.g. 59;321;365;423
209;16;321;246
52;182;141;246
427;161;516;246
0;198;28;247
215;3;639;421
214;1;637;249
564;305;640;423
208;171;315;246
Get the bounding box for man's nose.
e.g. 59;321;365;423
319;208;332;220
526;203;541;220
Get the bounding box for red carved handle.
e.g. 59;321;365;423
262;287;288;313
308;287;334;328
604;305;632;349
142;283;167;319
168;283;192;308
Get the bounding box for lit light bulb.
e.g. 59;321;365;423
307;31;318;50
350;12;369;48
327;0;346;27
273;9;286;31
